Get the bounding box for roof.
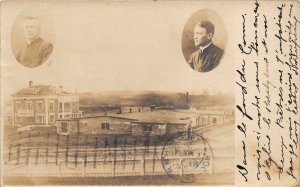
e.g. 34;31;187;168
57;110;195;125
57;109;225;125
113;110;197;124
176;109;225;115
57;115;138;122
12;85;71;97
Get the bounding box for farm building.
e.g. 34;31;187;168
56;109;226;136
11;81;83;131
57;116;137;135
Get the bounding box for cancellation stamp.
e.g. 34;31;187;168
161;132;213;183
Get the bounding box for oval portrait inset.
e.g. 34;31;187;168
11;7;55;68
182;9;227;73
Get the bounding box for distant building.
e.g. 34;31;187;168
12;81;82;130
57;116;136;135
55;109;223;136
183;109;226;126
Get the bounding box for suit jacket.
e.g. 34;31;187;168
188;43;224;72
17;37;53;68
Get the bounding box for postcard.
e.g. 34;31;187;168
0;0;299;186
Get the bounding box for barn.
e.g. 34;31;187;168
56;110;194;136
56;115;137;135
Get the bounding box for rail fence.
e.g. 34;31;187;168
4;131;213;177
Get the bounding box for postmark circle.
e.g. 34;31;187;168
161;132;213;183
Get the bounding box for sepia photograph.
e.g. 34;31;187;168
182;9;227;72
1;1;299;187
3;80;234;185
10;7;55;68
2;2;235;185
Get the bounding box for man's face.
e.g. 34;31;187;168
193;25;213;47
23;19;40;41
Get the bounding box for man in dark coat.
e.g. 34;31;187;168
17;16;53;68
188;20;223;72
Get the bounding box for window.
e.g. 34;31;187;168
59;115;63;119
196;117;200;126
213;117;217;124
49;114;55;123
36;115;44;123
27;117;34;123
101;123;110;131
37;102;43;111
65;114;71;118
143;125;152;132
16;102;21;110
64;102;71;109
59;102;63;110
61;123;68;133
49;101;54;110
25;101;32;110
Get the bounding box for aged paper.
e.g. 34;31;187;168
0;0;299;186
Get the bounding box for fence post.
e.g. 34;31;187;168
93;136;98;168
123;138;127;170
104;138;108;166
112;159;115;177
144;135;150;158
8;144;12;164
152;141;157;173
27;131;31;165
35;132;40;165
180;158;183;176
57;160;61;177
27;159;31;177
65;134;69;166
141;156;145;176
81;159;85;177
56;134;60;166
84;135;88;167
113;136;117;176
46;133;50;165
132;139;137;175
75;133;79;168
17;144;21;164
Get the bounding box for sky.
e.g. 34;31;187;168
1;1;237;99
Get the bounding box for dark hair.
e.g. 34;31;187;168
197;20;215;34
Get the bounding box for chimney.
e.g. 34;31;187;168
117;107;122;114
104;106;107;116
186;92;189;105
59;85;63;93
29;81;33;88
150;105;156;111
